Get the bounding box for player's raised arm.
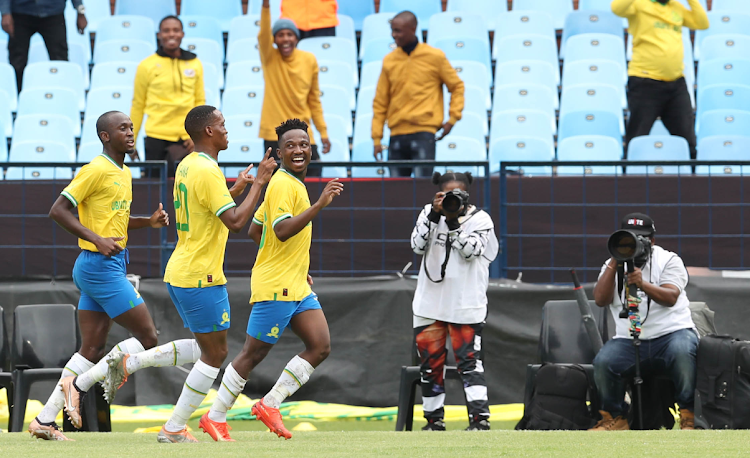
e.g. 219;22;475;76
219;148;277;233
274;178;343;242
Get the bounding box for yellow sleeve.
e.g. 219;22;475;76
61;163;102;207
258;6;276;64
680;0;709;30
611;0;637;18
194;60;206;106
372;66;390;147
131;60;149;143
252;201;266;226
308;58;328;139
439;54;464;125
265;178;297;229
198;167;237;217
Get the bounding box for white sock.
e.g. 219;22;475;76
263;355;314;409
125;339;201;374
208;363;247;423
165;360;219;432
75;337;146;392
36;353;95;423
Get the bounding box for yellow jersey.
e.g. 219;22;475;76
60;153;133;252
164;152;237;288
250;169;312;302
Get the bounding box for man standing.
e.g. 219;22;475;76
258;0;330;177
0;0;87;92
372;10;464;178
612;0;709;159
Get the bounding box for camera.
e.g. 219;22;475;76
607;229;652;268
442;189;470;214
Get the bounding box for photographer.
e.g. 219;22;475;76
591;213;698;431
410;172;499;431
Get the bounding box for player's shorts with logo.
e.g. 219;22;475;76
247;292;322;344
73;249;144;318
167;284;231;333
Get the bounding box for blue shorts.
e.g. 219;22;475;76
247;292;322;344
73;249;144;319
167;283;231;334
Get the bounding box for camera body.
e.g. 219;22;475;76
442;189;470;214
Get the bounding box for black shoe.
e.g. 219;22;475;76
422;419;446;431
466;419;490;431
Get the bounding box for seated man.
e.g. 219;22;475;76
591;213;698;431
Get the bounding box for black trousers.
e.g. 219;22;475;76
299;27;335;40
625;76;697;160
388;132;436;178
144;136;188;178
8;13;68;93
264;140;321;177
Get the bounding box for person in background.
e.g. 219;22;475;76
0;0;87;92
280;0;338;39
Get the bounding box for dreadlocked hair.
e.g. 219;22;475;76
275;118;309;143
432;171;474;190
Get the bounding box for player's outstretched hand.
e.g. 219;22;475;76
237;164;255;189
317;178;344;208
95;236;125;256
255;148;278;186
150;203;170;228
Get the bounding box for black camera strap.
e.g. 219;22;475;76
424;233;452;283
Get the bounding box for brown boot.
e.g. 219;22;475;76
589;411;630;431
679;409;695;430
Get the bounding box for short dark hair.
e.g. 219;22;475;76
432;171;474;189
185;105;218;140
96;110;124;143
159;15;183;31
275;118;309;143
393;10;418;28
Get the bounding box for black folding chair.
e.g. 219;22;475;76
0;306;14;430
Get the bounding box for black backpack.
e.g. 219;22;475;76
516;364;600;430
695;335;750;429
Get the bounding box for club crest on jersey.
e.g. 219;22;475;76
207;275;213;283
283;288;288;297
184;68;196;77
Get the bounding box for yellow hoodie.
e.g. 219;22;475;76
131;48;206;142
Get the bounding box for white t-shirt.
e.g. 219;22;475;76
411;204;499;324
598;245;695;340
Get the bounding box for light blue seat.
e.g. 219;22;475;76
512;0;574;30
697;109;750;142
446;0;508;31
428;12;489;46
433;37;492;82
712;0;750;14
336;15;357;45
221;86;265;116
493;84;558;131
226;38;261;63
696;84;750;131
696;135;750;175
31;25;91;63
649;119;670;136
12;114;76;156
22;61;85;111
64;0;111;32
578;0;628;27
318;60;357;107
27;40;90;88
6;141;75;181
247;0;282;19
490;109;555;146
90;61;139;90
203;63;222;95
556;135;623;175
355;86;376;118
17;87;81;137
560;10;625;58
183;38;225;85
352;113;390;162
361;37;399;65
488;137;555;174
560;84;624;135
312;114;350;147
359;61;383;90
558;110;622;141
493;11;555;59
220;139;266;178
228;15;260;46
565;34;626;71
379;0;441;31
0;38;6;63
626;135;691;175
225;61;264;89
695;12;750;61
451;60;491;108
350;165;390;178
114;0;176;32
297;37;358;87
319;85;354;135
97;16;157;48
445;86;489;134
700;35;750;62
180;16;224;45
434;136;487;177
494;35;559;83
445;112;487;142
494;60;559;95
93;40;154;64
562;60;626;108
360;13;421;60
0;91;11;138
205;88;220;107
320;137;350;179
697;58;750;88
338;0;376;31
81;87;134;146
0;62;18;112
0;126;6;160
225;115;261;143
181;0;242;32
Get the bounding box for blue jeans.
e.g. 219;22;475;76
593;328;699;417
388;132;436;178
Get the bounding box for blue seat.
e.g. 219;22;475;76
225;114;262;141
319;85;354;135
96;16;157;48
697;109;750;142
493;84;557;132
494;35;560;83
0;38;6;63
451;60;491;108
93;40;154;64
181;0;242;32
180;16;224;45
490;109;555;146
446;0;508;31
205;88;220;108
312;114;350;147
445;86;489;134
31;24;91;63
297;37;358;87
0;91;11;139
225;61;264;89
493;11;556;59
700;35;750;62
560;10;625;58
697;58;750;88
696;135;750;175
359;61;383;89
220;139;266;178
578;0;628;27
350;165;390;178
512;0;574;30
27;41;90;88
81;87;134;146
558;110;622;141
361;37;399;65
0;62;18;112
562;60;626;107
64;0;111;33
12;114;76;156
696;84;750;131
445;112;487;142
428;12;489;46
626;135;691;175
649;119;670;136
489;137;555;174
336;14;357;45
338;0;376;31
221;86;265;116
6;141;75;181
202;63;222;95
379;0;441;31
228;15;260;47
695;12;750;61
434;136;487;177
319;137;350;179
712;0;750;14
318;60;357;106
355;86;376;117
22;61;85;111
0;124;6;159
433;37;492;82
560;84;624;134
564;34;626;71
182;37;225;75
113;0;176;32
90;61;139;90
557;135;624;175
247;0;282;19
352;113;390;162
17;88;81;137
494;60;559;95
360;13;421;60
226;37;261;63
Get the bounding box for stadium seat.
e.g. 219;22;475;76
64;0;111;33
27;41;91;88
379;0;440;31
96;16;157;48
352;113;390;162
0;126;6;159
0;38;6;63
312;114;350;148
712;0;750;14
493;11;556;59
114;0;176;32
493;85;556;135
578;0;628;27
337;0;376;31
558;110;622;141
319;137;350;179
696;84;750;131
445;86;489;134
562;60;626;107
247;0;282;18
697;109;750;142
181;0;242;32
494;60;559;95
336;15;357;45
179;16;224;45
93;40;154;64
488;137;555;174
490;110;555;146
556;135;623;175
22;61;85;111
697;58;750;88
445;112;487;142
696;135;750;175
350;165;390;178
650;119;670;136
202;63;223;95
0;62;18;112
695;12;750;60
560;11;625;58
428;12;490;46
297;37;358;87
494;35;560;83
225;61;264;89
560;84;624;134
361;37;399;65
626;135;691;175
434;136;487;177
433;37;492;82
451;60;491;108
446;0;508;31
183;38;225;81
226;37;261;63
564;34;626;71
360;13;421;60
228;15;261;47
222;86;265;116
17;87;81;137
225;115;261;141
31;26;91;64
700;35;750;62
512;0;574;30
90;61;139;90
221;139;266;178
319;85;354;135
81;87;134;146
204;88;220;108
0;91;11;139
6;141;75;180
355;86;376;118
318;60;357;104
359;61;383;90
12;114;76;156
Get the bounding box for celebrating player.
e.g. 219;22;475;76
201;118;343;441
106;105;276;443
